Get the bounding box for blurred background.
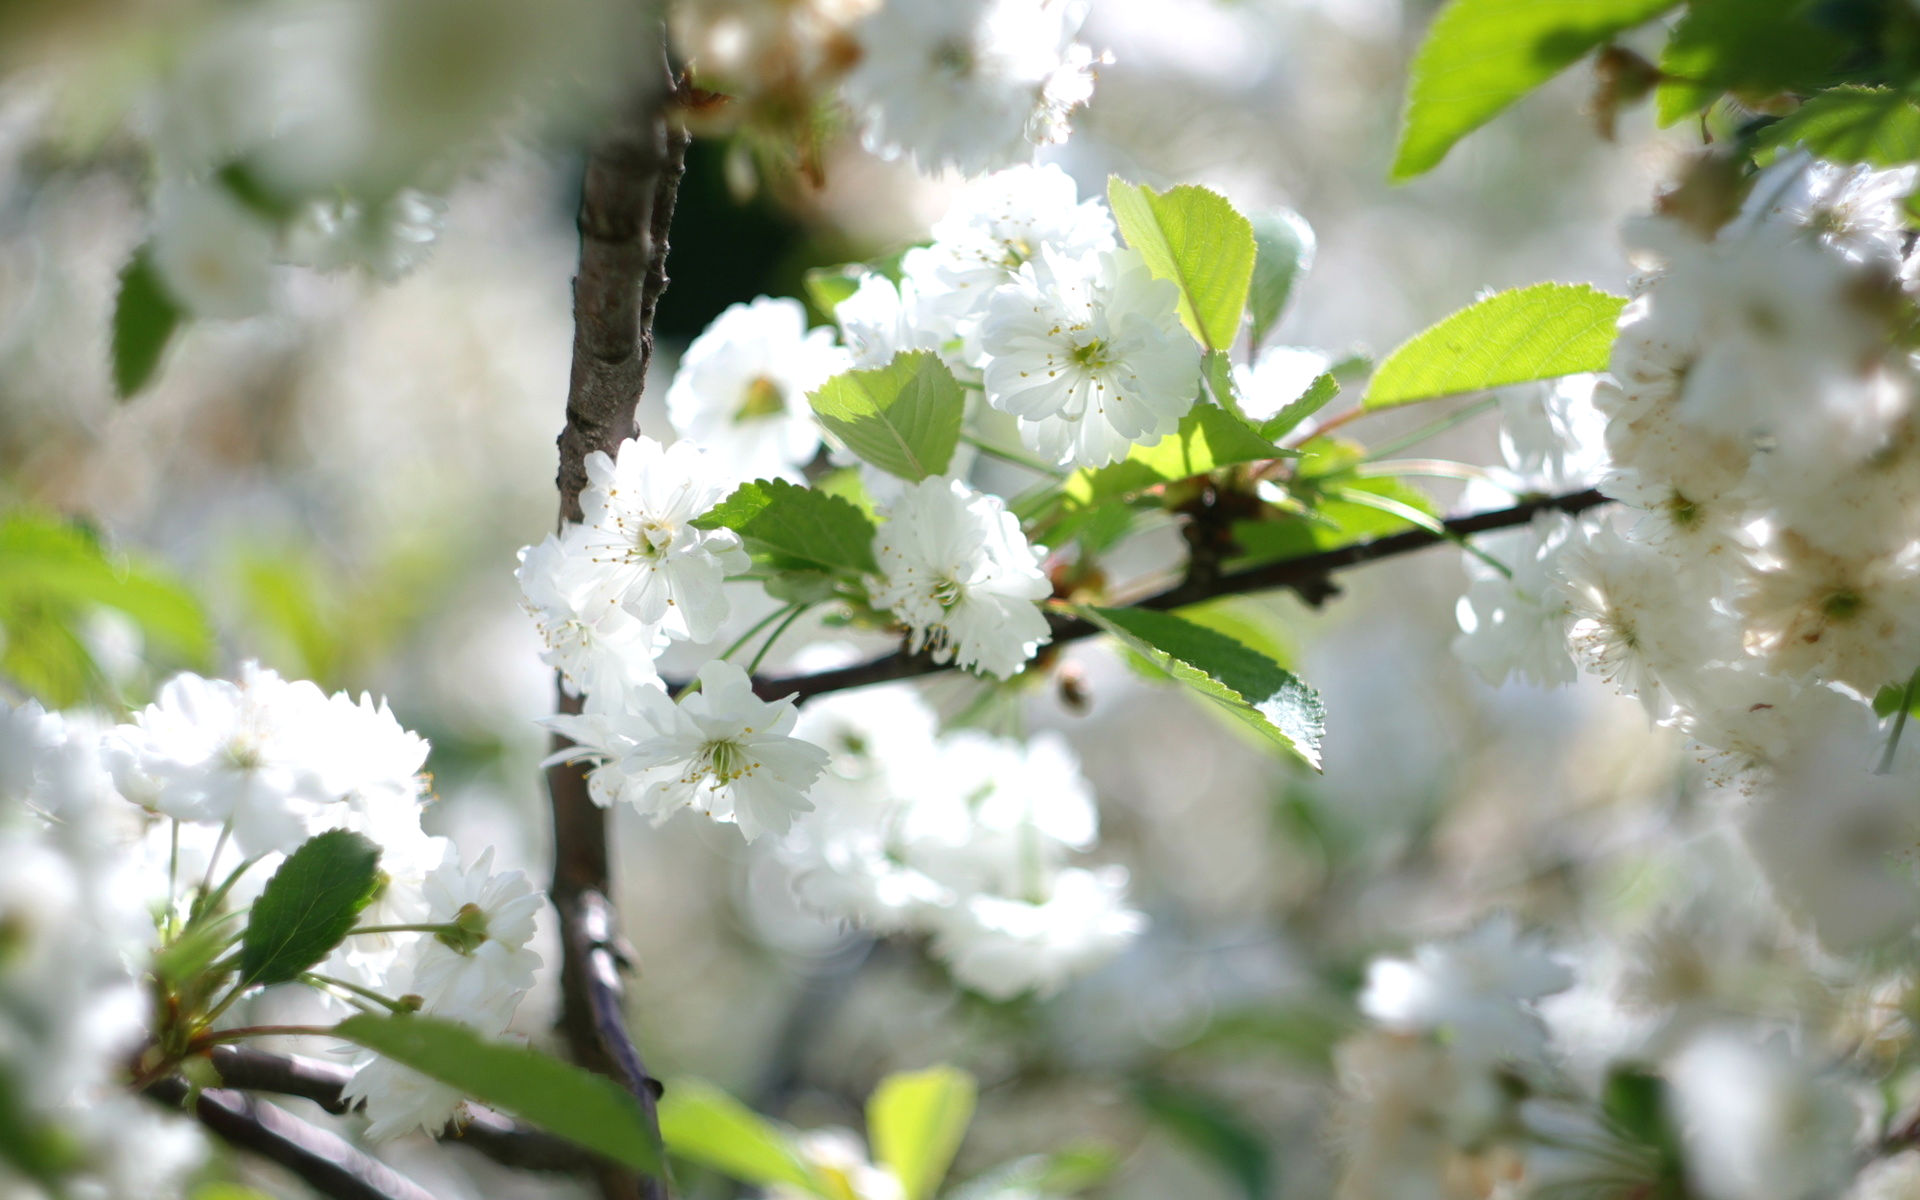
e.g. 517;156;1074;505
0;1;1713;1196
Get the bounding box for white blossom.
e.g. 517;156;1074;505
1358;914;1573;1068
517;526;666;702
869;476;1052;679
1665;1031;1858;1200
149;178;276;319
841;0;1098;177
574;435;752;643
666;297;851;483
931;866;1143;999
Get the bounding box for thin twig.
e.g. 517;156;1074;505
146;1077;436;1200
546;28;688;1200
202;1045;593;1173
750;487;1610;703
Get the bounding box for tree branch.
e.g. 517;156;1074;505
546;29;689;1200
752;487;1611;703
201;1046;592;1173
146;1077;436;1200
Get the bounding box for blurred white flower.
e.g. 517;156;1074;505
1666;1030;1858;1200
575;436;751;643
1359;914;1573;1068
149;179;276;319
869;476;1052;679
980;247;1200;467
1737;149;1918;266
666;297;850;483
1452;511;1578;688
841;0;1098;176
932;865;1143;999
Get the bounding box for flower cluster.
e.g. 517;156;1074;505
775;685;1143;998
1453;151;1920;955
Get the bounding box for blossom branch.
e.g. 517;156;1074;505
546;27;688;1200
146;1077;437;1200
753;487;1611;703
201;1046;593;1173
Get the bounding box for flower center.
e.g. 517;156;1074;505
1070;338;1113;371
735;376;786;422
704;739;752;784
1822;588;1864;622
933;39;974;77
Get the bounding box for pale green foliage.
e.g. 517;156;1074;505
1363;282;1625;409
1063;402;1290;510
809;351;965;482
868;1066;977;1200
333;1013;662;1174
1391;0;1680;180
657;1078;830;1193
1107;179;1255;352
1247;209;1314;351
1755;86;1920;166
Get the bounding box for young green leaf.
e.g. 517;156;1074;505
803;266;863;319
1259;372;1340;442
1753;86;1920;167
1654;0;1846;126
1081;605;1325;770
696;478;879;576
809;351;964;482
1247;209;1314;349
869;1066;977;1200
1107;179;1255;352
1391;0;1680;181
1363;282;1625;409
1063;402;1293;510
112;247;184;399
333;1013;661;1174
657;1077;828;1195
239;830;382;987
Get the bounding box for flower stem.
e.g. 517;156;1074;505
960;432;1067;478
716;603;801;667
302;972;412;1013
1325;484;1512;579
347;922;461;938
746;604;814;676
1357;395;1500;462
1876;669;1920;775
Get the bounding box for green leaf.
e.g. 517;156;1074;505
1063;402;1293;510
804;267;863;320
1654;0;1846;127
111;247;183;399
1205;350;1243;419
239;830;381;987
869;1066;977;1200
0;511;216;673
1107;179;1255;351
810;352;964;482
1135;1081;1271;1200
1392;0;1680;180
1231;475;1438;565
1081;605;1325;769
696;478;879;576
334;1013;661;1174
1248;209;1314;349
657;1077;827;1195
948;1145;1121;1200
1754;86;1920;167
1363;282;1624;409
1259;373;1340;442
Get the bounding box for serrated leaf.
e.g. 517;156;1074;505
1259;373;1340;441
1754;86;1920;167
657;1077;828;1195
1654;0;1846;127
1248;209;1314;349
809;352;964;482
696;478;878;576
112;247;183;399
1082;605;1325;769
869;1066;977;1200
1363;282;1624;409
239;830;381;987
1063;402;1293;510
0;511;215;672
1107;180;1255;351
334;1013;661;1174
1391;0;1680;180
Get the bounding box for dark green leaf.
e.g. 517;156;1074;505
1363;283;1624;409
334;1013;661;1173
1754;86;1920;167
1082;605;1325;769
1259;373;1340;441
1392;0;1681;180
657;1077;827;1194
112;247;183;399
696;478;878;576
869;1066;976;1200
1654;0;1846;126
1134;1081;1271;1200
1248;209;1314;348
809;352;964;482
239;830;381;987
1108;179;1255;351
1064;402;1294;510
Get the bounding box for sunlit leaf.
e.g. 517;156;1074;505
1363;283;1624;409
1108;180;1255;351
